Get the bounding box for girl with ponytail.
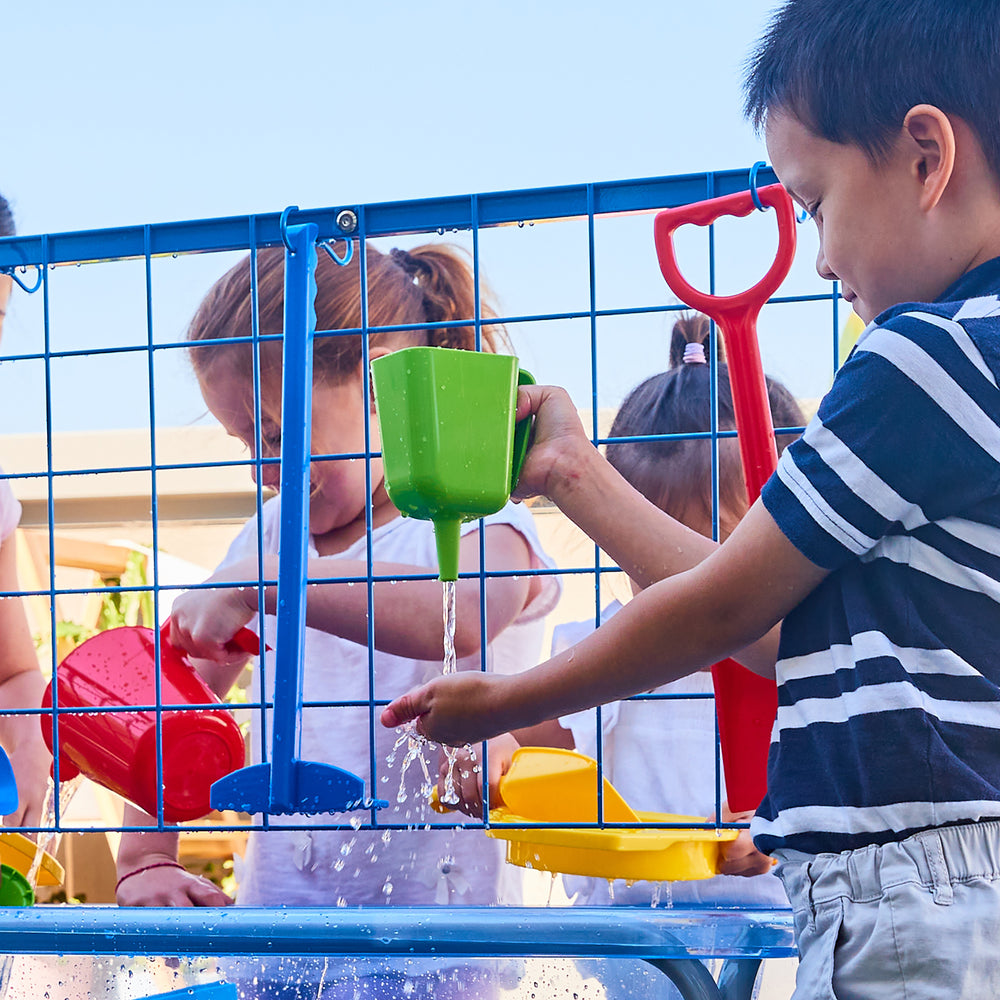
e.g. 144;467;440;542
116;243;559;1000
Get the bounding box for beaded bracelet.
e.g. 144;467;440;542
115;861;186;893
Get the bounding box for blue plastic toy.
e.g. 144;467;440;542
210;220;386;817
0;746;17;817
144;984;237;999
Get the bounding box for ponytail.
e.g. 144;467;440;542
388;245;506;353
668;312;726;368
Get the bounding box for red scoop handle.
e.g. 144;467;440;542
159;622;265;658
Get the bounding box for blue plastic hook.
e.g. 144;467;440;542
0;246;43;295
320;237;354;267
750;160;809;223
279;205;300;253
749;161;768;212
0;259;43;294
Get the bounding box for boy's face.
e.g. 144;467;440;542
765;110;946;324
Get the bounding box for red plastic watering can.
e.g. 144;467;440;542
41;623;253;822
653;181;797;812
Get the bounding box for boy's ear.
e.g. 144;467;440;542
903;104;956;212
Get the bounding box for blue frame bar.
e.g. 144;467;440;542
0;168;779;268
0;906;795;960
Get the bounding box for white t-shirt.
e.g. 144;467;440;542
0;467;20;543
555;602;787;907
217;496;560;909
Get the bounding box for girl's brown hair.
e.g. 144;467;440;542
188;242;507;408
606;313;805;540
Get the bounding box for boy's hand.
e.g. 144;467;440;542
715;802;776;877
436;734;517;818
168;559;259;666
115;857;234;907
512;384;595;503
381;673;510;747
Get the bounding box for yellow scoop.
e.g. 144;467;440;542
0;832;64;887
498;747;639;823
428;746;638;820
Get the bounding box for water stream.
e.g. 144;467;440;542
438;581;461;806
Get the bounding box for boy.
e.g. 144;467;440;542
384;0;1000;995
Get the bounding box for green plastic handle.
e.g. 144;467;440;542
511;368;535;492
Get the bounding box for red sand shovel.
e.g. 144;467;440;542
653;180;797;812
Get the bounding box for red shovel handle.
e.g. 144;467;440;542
651;183;798;813
653;184;797;327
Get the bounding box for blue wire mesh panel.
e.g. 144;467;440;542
0;166;835;996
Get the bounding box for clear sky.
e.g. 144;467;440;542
2;0;837;437
8;1;780;233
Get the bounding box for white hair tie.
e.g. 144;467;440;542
683;342;707;365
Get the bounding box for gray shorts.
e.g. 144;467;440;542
774;820;1000;999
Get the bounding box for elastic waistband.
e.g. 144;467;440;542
774;820;1000;908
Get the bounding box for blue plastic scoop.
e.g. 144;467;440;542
210;219;385;817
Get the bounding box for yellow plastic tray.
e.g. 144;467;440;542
487;806;738;882
0;832;64;887
486;748;738;882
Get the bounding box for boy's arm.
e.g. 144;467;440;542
0;538;52;827
510;384;781;675
382;500;828;746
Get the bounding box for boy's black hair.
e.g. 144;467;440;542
744;0;1000;179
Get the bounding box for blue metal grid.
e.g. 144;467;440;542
0;166;838;990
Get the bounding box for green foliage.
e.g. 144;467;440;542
96;549;154;631
33;548;156;659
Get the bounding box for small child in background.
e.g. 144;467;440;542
116;242;559;1000
0;193;59;828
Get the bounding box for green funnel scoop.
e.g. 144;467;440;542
371;347;534;582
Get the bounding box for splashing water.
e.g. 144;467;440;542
384;581;475;809
0;775;84;1000
392;723;435;805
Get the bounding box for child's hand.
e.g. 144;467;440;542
168;559;259;665
382;673;510;747
115;857;234;907
715;802;776;877
4;726;52;829
436;734;517;818
512;384;595;502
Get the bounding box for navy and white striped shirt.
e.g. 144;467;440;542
754;257;1000;856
